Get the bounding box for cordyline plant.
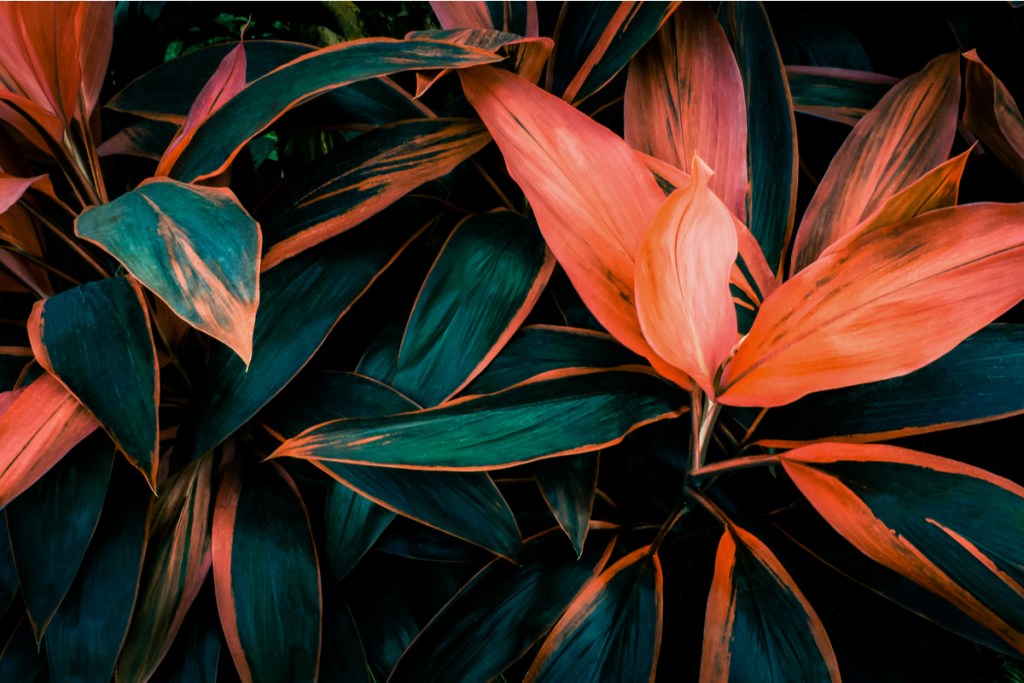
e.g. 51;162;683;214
0;0;1022;680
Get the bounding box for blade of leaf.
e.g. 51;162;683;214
963;49;1024;183
780;443;1024;653
430;1;494;30
788;65;898;125
97;120;178;160
535;454;598;557
75;2;114;119
75;179;261;365
719;203;1024;407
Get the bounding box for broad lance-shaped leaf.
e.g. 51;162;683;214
791;52;960;272
701;523;840;682
270;369;687;470
963;49;1024;183
0;372;98;508
625;2;747;218
28;277;159;484
169;38;501;182
393;211;553;407
213;461;321;683
460;65;692;389
718;203;1024;407
787;66;898;125
636;157;738;396
718;1;797;276
76;179;260;365
779;443;1024;654
526;546;662;682
259;118;490;270
535;454;597;558
390;530;613;682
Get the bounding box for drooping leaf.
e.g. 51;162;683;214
28;277;159;484
213;461;321;683
179;202;433;462
963;49;1024;183
535;455;598;557
0;372;98;508
259;119;490;269
719;203;1024;407
7;431;113;640
169;38;501;182
625;2;747;218
271;368;688;470
390;530;613;682
718;1;798;275
526;546;663;682
46;462;152;683
117;453;214;681
460;65;691;388
76;179;261;365
701;523;840;681
790;52;960;272
779;443;1024;654
787;65;898;125
635;157;739;396
393;211;553;406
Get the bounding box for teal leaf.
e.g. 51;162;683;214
535;454;598;557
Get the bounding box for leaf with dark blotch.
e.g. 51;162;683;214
117;453;214;681
76;179;261;365
464;325;642;396
535;455;598;557
393;211;554;407
0;613;46;682
179;202;433;462
390;530;613;682
702;523;839;682
271;369;687;470
787;65;898;125
46;462;152;683
29;277;159;485
526;546;663;682
97;120;179;160
7;431;113;640
963;49;1024;183
169;38;501;182
790;52;960;272
320;597;370;683
214;462;321;683
718;1;797;276
0;372;99;508
259;119;490;269
781;443;1024;654
749;324;1024;447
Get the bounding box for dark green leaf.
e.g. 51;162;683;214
355;318;403;384
376;521;490;563
0;614;46;682
29;277;158;483
324;483;395;583
535;455;597;557
768;8;872;70
788;66;897;125
320;597;370;683
0;524;18;617
149;593;221;683
349;575;420;679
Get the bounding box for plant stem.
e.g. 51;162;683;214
20;198;110;278
0;244;81;287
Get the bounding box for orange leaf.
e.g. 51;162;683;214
431;1;496;31
625;2;747;219
635;157;738;396
75;1;114;120
963;49;1024;183
719;203;1024;407
790;52;960;273
0;3;80;123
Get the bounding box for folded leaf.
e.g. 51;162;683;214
636;158;739;396
780;443;1024;653
787;65;898;125
76;179;261;365
963;49;1024;183
791;52;960;272
719;203;1024;407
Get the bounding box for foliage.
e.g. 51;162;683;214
0;1;1021;680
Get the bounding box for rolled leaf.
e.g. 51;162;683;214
963;49;1024;182
788;65;898;125
780;443;1024;653
76;179;261;365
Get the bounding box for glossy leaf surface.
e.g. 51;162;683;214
29;277;159;483
76;180;260;365
963;50;1024;182
535;454;597;557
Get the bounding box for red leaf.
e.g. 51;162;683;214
430;2;495;30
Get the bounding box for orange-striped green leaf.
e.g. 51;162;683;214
117;453;214;681
635;158;739;396
719;203;1024;407
0;372;98;508
213;461;321;683
701;524;840;682
168;38;501;183
393;211;553;407
780;443;1024;654
270;368;687;470
788;65;898;125
460;65;691;389
390;530;613;683
625;2;747;218
791;52;961;272
258;119;489;270
526;546;663;682
28;277;159;485
963;49;1024;182
535;454;597;557
75;179;261;365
